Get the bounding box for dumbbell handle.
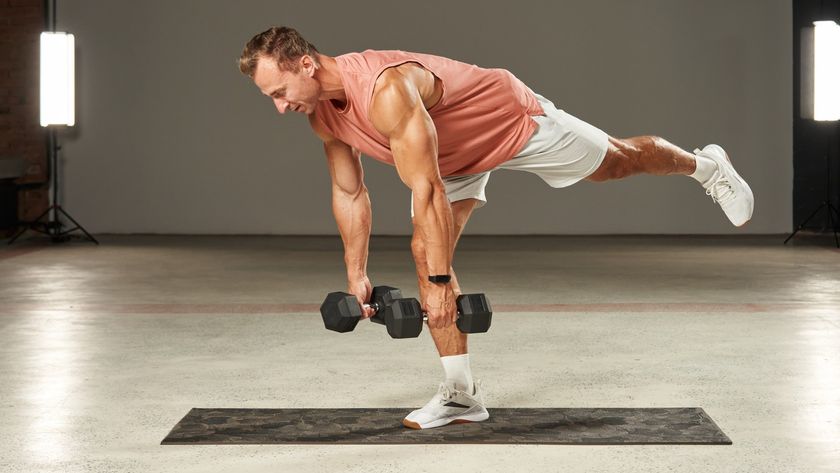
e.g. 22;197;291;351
367;301;456;324
361;301;384;313
421;310;462;320
418;295;481;321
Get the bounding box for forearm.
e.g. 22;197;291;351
332;186;372;279
411;184;454;275
412;237;461;294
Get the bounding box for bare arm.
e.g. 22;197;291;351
308;115;372;284
369;70;453;279
369;70;457;328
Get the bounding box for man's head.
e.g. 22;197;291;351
239;26;322;115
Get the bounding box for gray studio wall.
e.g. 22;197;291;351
57;0;791;235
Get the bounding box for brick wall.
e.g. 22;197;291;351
0;0;48;236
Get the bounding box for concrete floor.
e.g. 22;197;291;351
1;234;839;472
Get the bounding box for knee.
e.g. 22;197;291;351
620;135;663;175
590;135;666;182
590;146;635;182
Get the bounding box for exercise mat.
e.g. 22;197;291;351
162;407;732;445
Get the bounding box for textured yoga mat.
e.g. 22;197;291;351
162;407;732;445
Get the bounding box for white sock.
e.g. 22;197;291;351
689;154;718;186
440;354;474;393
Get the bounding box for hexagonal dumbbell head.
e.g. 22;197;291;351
369;286;403;326
320;292;363;333
455;293;493;333
384;297;424;338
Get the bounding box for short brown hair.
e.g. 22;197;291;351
238;26;320;78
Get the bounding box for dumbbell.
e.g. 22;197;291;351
320;285;403;333
383;293;493;339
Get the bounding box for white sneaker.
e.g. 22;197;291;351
694;144;754;227
402;379;489;429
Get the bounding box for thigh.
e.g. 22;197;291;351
501;96;610;188
450;198;478;243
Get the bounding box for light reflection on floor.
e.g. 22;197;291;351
21;311;81;465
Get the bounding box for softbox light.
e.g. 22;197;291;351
801;21;840;121
40;32;75;127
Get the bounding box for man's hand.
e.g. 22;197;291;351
423;282;457;329
348;276;375;318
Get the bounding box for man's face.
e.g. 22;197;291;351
253;55;319;115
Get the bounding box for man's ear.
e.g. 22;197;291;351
301;55;316;77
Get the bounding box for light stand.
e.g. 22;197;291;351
8;128;98;245
784;125;839;247
7;0;97;245
785;19;840;248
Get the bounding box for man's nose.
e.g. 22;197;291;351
274;99;288;114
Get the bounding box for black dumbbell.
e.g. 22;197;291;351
368;286;404;326
383;293;493;339
320;285;403;333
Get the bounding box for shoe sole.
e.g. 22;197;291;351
402;412;489;430
704;144;754;227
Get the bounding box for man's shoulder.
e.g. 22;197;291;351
373;66;409;91
368;70;420;136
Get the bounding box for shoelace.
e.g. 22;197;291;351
436;380;483;405
694;149;736;205
705;176;736;204
437;382;455;404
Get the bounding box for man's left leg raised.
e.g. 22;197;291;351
587;136;754;226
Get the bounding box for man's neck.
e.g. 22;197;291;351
314;54;346;103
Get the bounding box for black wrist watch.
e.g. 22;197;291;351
428;274;452;284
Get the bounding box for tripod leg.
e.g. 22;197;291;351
6;205;54;245
784;202;828;245
827;203;840;249
56;206;99;245
7;225;29;245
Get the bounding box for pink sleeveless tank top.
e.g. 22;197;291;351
313;50;544;177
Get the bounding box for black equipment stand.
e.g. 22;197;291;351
784;128;839;248
7;0;97;246
7;129;98;245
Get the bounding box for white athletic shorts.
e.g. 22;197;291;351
410;93;610;217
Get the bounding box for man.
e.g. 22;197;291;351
239;26;754;430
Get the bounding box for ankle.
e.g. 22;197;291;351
689;154;717;184
440;354;474;392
